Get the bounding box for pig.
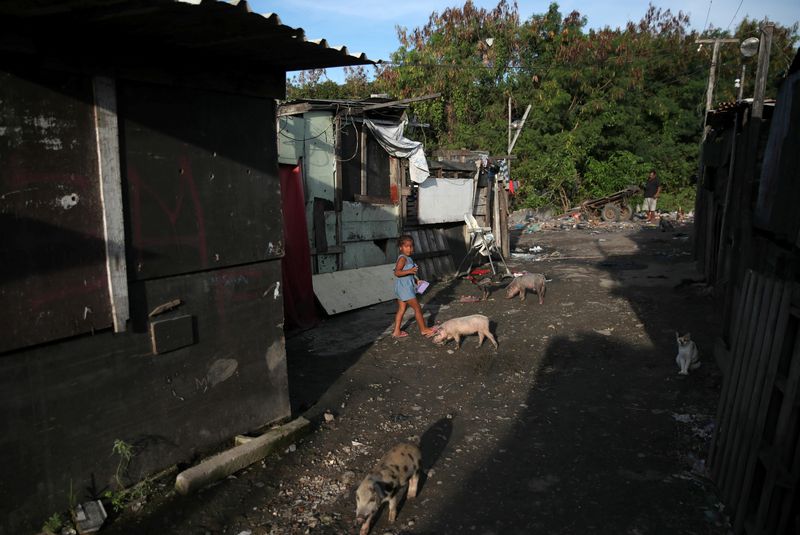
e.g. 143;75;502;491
505;273;546;304
355;443;422;535
432;314;497;350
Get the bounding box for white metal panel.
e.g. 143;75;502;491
417;177;475;224
312;263;396;314
277;115;303;165
342;240;396;270
303;112;335;202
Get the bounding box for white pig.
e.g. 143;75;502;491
432;314;497;350
505;272;546;304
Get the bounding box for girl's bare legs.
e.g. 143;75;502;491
407;298;436;336
392;299;408;337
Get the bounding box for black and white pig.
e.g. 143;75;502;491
355;443;422;535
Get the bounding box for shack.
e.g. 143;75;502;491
277;98;470;323
0;1;372;532
694;49;800;535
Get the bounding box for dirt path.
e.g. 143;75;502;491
107;222;727;535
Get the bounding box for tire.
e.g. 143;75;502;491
601;203;621;222
619;203;633;221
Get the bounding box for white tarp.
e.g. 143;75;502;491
417;177;475;224
364;118;430;184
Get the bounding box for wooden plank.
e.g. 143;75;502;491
278;102;312;117
93;76;130;333
727;280;786;517
710;270;756;475
360;92;441;111
149;314;195;355
360;128;367;196
354;195;393;204
313;198;328;253
312;263;395;314
752;299;800;533
434;229;457;274
719;275;773;502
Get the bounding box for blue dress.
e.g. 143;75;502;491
394;254;417;302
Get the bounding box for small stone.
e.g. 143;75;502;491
286;443;297;453
324;411;335;422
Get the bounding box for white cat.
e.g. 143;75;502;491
676;332;701;375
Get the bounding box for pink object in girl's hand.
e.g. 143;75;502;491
416;280;430;294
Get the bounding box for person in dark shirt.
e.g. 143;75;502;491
643;170;662;223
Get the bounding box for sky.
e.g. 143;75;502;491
251;0;800;82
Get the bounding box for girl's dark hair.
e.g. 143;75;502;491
398;234;414;246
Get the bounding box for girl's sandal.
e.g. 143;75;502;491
392;331;409;339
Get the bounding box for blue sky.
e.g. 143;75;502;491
251;0;800;81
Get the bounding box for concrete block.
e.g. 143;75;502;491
174;417;310;495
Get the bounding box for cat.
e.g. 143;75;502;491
675;332;701;375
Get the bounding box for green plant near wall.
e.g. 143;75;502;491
656;186;696;213
41;513;63;534
111;439;134;489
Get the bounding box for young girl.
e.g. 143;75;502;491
392;235;437;339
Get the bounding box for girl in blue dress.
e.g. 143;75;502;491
392;235;437;339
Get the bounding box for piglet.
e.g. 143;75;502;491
505;273;546;304
432;314;497;350
355;443;421;535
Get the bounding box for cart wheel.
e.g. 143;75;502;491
619;203;633;221
601;203;621;222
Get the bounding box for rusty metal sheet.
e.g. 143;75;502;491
0;67;111;352
121;80;283;280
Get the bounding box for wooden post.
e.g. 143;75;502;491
360;127;367;196
697;38;739;139
93;76;129;333
334;113;343;270
752;22;774;120
706;40;722;118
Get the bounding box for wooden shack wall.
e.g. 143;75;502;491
0;66;289;534
700;67;800;534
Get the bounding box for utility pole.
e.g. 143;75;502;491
751;22;774;120
697;37;738;139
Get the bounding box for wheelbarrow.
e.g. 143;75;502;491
565;186;641;222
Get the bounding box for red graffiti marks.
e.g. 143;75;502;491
128;156;208;275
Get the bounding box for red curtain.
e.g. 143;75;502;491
279;164;318;330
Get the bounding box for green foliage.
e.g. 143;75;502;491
111;439;134;489
656;186;696;212
42;513;63;534
284;1;799;211
582;151;650;198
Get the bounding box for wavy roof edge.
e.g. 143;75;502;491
1;0;375;71
177;1;374;66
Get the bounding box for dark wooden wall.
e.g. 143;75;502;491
0;68;289;534
0;68;111;352
698;64;800;534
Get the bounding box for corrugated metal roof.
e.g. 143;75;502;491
0;0;374;71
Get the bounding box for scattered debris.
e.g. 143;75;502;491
72;501;106;535
324;411;335;423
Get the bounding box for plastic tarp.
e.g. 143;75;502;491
279;164;318;330
364;118;430;184
417;177;475;224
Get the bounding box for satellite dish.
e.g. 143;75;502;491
740;37;760;57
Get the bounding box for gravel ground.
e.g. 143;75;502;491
104;220;729;535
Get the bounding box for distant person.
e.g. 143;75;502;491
643;170;662;223
391;235;437;339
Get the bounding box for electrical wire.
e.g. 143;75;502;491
702;0;713;34
726;0;745;32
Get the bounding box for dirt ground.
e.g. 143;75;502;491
105;220;729;535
